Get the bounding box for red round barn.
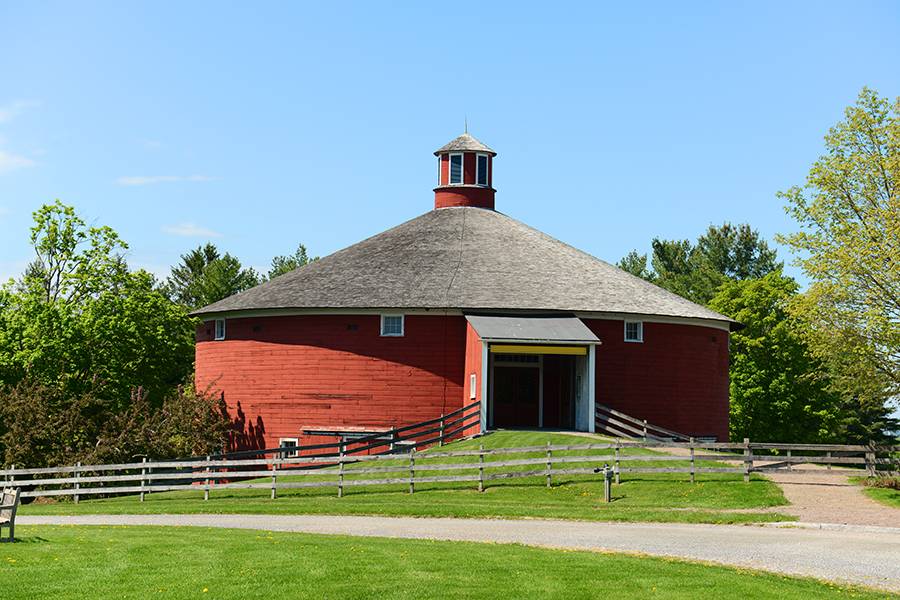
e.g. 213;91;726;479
193;132;733;451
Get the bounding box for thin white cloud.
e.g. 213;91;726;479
0;100;38;124
0;150;36;174
162;223;222;238
116;174;215;186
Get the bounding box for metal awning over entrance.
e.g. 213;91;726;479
465;314;601;345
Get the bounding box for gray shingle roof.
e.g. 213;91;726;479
192;207;735;327
466;315;601;343
434;133;496;156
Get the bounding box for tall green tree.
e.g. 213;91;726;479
0;201;201;465
621;223;781;304
708;273;843;442
0;201;195;403
778;87;899;408
165;243;260;309
268;243;317;279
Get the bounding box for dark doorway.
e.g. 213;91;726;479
542;355;576;429
493;365;540;427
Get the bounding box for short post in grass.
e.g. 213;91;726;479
140;457;147;502
439;414;445;447
603;466;612;503
614;441;620;485
204;455;211;501
478;444;485;492
271;455;278;500
826;451;832;471
689;437;695;484
73;461;81;504
338;442;345;499
743;438;751;483
408;447;416;494
787;449;792;471
545;441;552;488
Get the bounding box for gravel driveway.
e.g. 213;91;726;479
19;514;900;593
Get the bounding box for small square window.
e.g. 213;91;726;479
380;314;404;337
470;373;477;399
624;321;643;343
449;154;463;184
476;154;488;186
214;318;226;341
279;438;299;458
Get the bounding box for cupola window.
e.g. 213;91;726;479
476;154;488;186
449;153;463;184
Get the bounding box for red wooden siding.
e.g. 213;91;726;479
462;321;484;436
195;314;729;449
584;319;730;440
196;314;467;451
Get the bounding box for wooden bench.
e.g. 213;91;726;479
1;488;20;542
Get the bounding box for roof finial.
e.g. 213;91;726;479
464;116;468;134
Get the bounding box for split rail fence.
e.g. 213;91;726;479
2;438;897;502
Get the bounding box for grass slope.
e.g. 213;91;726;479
20;431;792;524
861;487;900;509
2;525;891;600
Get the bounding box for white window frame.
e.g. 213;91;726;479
470;373;477;399
449;153;463;185
624;321;643;343
437;155;443;185
380;314;405;337
475;153;489;187
214;318;226;341
279;437;299;458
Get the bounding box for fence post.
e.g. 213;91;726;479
865;440;876;477
73;461;81;504
271;456;278;500
546;441;552;488
140;457;147;502
204;455;211;501
9;464;14;490
408;447;416;494
826;450;832;471
439;414;445;447
689;437;695;484
787;449;792;471
743;438;751;483
642;420;648;441
614;441;620;485
478;444;485;492
338;442;345;498
147;461;152;497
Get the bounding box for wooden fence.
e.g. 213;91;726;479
2;439;896;502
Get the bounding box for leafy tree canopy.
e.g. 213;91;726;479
778;87;899;406
618;223;781;304
164;243;261;310
268;243;318;279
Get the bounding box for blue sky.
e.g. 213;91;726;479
1;1;898;283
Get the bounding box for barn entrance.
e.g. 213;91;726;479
488;348;583;430
465;314;599;433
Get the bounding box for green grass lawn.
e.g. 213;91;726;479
20;431;792;524
2;525;891;600
861;486;900;509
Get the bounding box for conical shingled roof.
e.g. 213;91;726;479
192;207;735;328
434;132;496;156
